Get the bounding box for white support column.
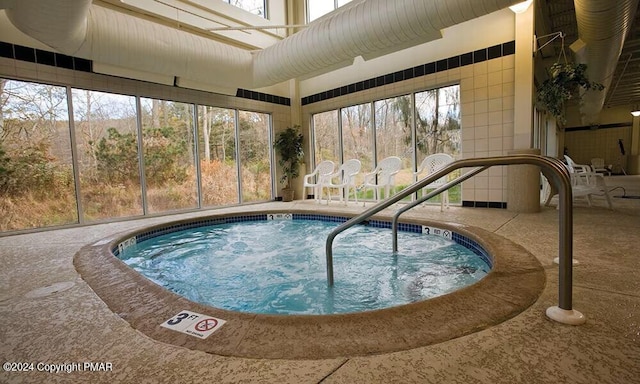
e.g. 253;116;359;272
508;1;540;212
513;2;535;149
289;78;305;198
289;78;301;126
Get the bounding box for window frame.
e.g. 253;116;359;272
223;0;267;19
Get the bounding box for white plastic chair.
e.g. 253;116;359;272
564;155;591;174
414;153;454;211
303;160;335;203
362;156;402;206
324;159;361;205
590;158;611;176
562;155;613;209
571;171;613;209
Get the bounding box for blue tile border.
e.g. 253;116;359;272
291;213;350;223
462;200;507;209
452;232;492;267
0;40;289;107
0;38;513;109
301;41;515;106
235;88;291;106
1;40;92;72
113;213;492;268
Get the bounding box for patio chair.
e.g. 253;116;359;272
362;156;402;206
590;158;611;176
553;155;614;209
570;170;613;209
324;159;361;205
564;155;592;173
414;153;454;211
303;160;335;203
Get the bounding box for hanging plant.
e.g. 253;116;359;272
536;62;604;124
534;32;604;124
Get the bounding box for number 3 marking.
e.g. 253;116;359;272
167;312;189;325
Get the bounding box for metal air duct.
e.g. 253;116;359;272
573;0;639;124
4;0;254;91
252;0;522;87
3;0;524;91
78;6;254;91
5;0;91;54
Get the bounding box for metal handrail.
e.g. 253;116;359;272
325;154;577;317
391;166;488;252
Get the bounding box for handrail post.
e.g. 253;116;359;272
545;158;585;325
325;233;335;287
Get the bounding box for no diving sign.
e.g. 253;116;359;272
160;310;226;339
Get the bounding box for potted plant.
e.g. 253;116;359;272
536;62;604;124
273;125;304;202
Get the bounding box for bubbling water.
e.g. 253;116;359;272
118;219;490;315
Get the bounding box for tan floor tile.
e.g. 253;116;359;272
1;180;639;383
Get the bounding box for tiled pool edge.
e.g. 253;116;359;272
112;212;492;269
74;209;545;360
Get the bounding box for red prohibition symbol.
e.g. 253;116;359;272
195;318;218;332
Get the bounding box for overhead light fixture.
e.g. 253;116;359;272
509;0;533;14
631;110;640;117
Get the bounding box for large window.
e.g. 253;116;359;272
224;0;266;18
140;98;198;214
374;95;413;195
238;110;272;202
312;110;340;164
72;89;142;222
414;85;461;203
1;76;275;234
308;0;352;22
197;106;239;207
415;85;461;157
310;84;461;204
0;79;77;231
341;103;373;180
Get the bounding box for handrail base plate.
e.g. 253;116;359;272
546;306;586;325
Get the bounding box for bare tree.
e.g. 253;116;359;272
202;106;211;161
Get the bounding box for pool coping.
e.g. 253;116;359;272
73;209;545;360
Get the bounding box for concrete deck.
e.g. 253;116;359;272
1;176;639;383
